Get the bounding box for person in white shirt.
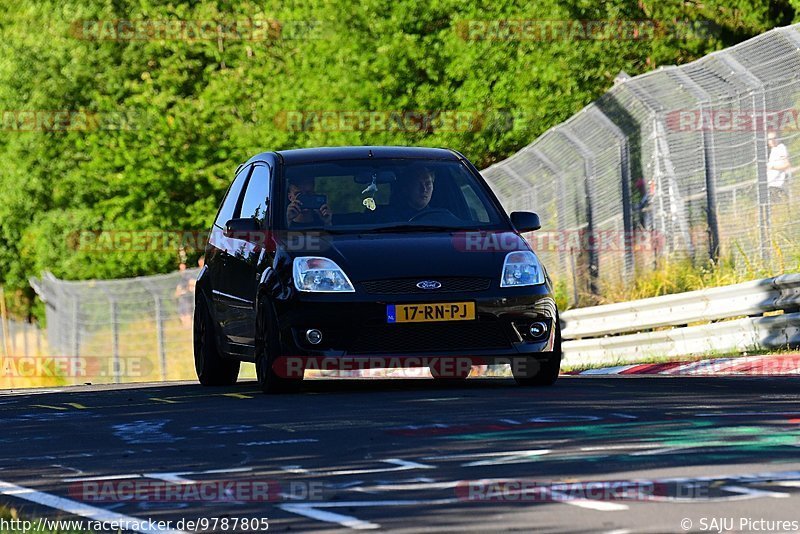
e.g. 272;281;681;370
766;131;791;201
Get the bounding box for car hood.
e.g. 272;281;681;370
284;231;531;282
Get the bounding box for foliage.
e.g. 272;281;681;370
0;0;795;317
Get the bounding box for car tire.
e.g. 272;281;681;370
194;297;240;386
512;317;562;387
255;299;302;394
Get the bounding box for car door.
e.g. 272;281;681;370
208;164;252;333
216;162;273;356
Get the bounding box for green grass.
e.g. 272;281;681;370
594;247;799;308
559;168;800;309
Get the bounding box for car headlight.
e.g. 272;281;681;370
293;257;355;293
500;251;545;287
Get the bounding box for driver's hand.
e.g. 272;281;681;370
319;203;333;225
287;198;303;222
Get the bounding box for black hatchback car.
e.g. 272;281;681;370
194;146;560;393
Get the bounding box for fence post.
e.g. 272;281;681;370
701;116;720;262
532;148;570;280
9;320;16;357
562;129;599;298
71;298;80;357
718;53;770;265
22;323;28;358
589;107;635;280
110;298;120;383
0;287;9;357
154;295;167;381
617;80;693;259
669;69;720;263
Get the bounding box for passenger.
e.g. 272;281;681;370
286;176;333;227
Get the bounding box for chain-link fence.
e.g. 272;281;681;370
1;318;45;358
28;269;205;384
483;23;800;306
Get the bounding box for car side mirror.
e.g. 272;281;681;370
224;217;261;238
510;211;541;232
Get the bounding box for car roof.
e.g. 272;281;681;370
245;146;461;166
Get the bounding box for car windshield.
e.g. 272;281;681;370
278;158;508;232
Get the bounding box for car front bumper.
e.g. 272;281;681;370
271;283;558;372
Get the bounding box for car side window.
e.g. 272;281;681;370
239;164;271;227
214;165;251;228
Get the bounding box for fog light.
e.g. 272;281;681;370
529;322;548;338
306;329;322;345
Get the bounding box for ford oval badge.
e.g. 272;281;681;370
416;280;442;290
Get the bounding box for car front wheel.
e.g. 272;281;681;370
255;299;303;394
194;297;240;386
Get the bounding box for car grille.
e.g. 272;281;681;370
349;322;511;354
361;277;491;294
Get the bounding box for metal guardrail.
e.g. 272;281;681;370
562;273;800;364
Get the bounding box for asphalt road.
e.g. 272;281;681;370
0;376;799;533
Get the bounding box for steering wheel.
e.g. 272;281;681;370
407;208;454;223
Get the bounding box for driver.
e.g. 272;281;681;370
384;167;436;221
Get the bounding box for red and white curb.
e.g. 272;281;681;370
567;353;800;376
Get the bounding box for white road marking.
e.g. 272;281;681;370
238;438;318;446
283;459;435;477
189;425;257;434
278;499;460;530
144;473;195;484
356;480;460;491
0;479;186;533
63;467;252;483
423;449;550;461
720;486;790;498
0;389;63;395
579;366;638;375
195;468;253;475
629;446;692;456
579;444;654;452
695;412;800;417
463;450;551;467
63;474;142;483
279;504;379;530
405;397;462;402
547;489;629;511
326;481;367;489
